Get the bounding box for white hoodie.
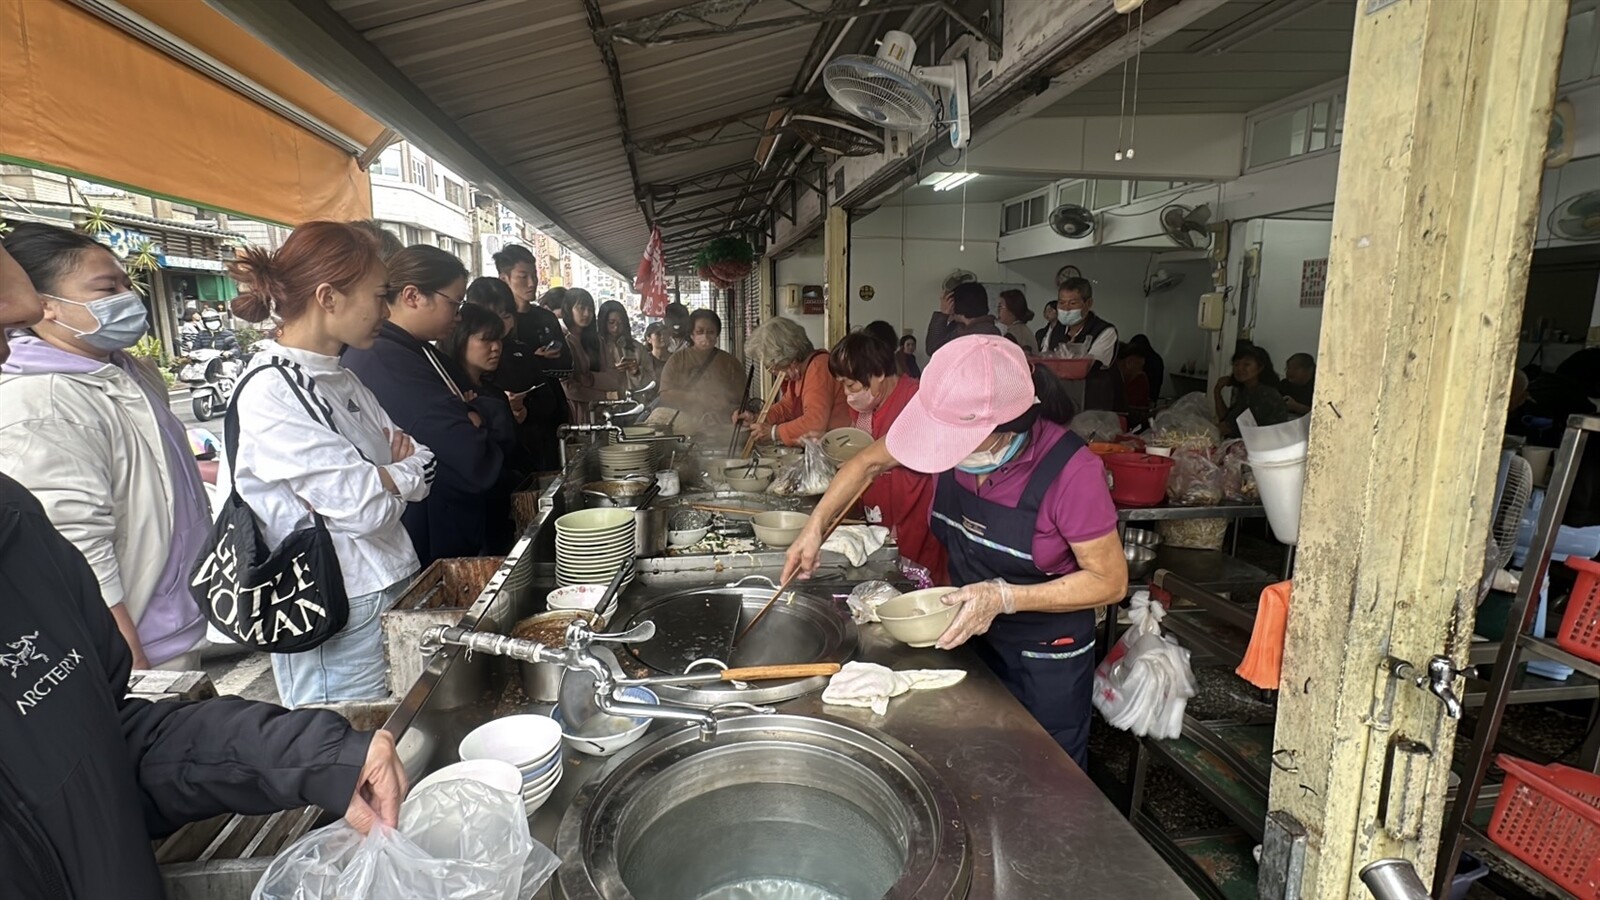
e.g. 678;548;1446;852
218;346;435;597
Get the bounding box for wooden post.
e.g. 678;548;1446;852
1267;0;1566;894
824;205;849;350
754;255;774;391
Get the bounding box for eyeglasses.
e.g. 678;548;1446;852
431;290;467;311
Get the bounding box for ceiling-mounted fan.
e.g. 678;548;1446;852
823;30;971;149
1049;204;1097;241
1160;203;1213;249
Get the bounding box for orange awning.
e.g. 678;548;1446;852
0;0;376;224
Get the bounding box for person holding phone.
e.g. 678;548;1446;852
442;303;531;552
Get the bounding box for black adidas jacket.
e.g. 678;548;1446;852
0;473;371;900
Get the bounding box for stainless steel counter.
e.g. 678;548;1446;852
382;469;1194;899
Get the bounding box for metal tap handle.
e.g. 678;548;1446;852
1423;655;1463;720
418;625;559;665
725;574;778;589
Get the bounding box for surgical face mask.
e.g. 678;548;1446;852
45;291;148;351
204;319;221;332
846;382;882;413
1060;308;1086;327
956;432;1028;474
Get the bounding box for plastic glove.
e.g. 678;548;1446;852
935;579;1017;650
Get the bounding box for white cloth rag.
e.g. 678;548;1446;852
821;661;966;715
820;524;890;567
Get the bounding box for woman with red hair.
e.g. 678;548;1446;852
223;221;435;707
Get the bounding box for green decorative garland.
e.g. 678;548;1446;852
694;236;755;288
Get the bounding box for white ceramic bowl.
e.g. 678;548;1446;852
668;526;710;547
751;510;809;548
556;508;637;534
546;583;610;614
458;714;563;767
553;687;658;757
410;759;522;799
875;587;960;648
726;468;774;493
822;427;873;465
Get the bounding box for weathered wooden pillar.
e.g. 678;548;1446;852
1266;0;1566;895
824;205;849;350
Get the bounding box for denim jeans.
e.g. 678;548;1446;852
272;573;414;708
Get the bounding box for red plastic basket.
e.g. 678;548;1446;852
1487;754;1600;898
1033;357;1094;380
1102;453;1174;508
1559;557;1600;664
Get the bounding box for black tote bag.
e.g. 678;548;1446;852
190;361;348;653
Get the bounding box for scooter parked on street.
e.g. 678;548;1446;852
175;348;242;421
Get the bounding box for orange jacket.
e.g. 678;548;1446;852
767;351;850;446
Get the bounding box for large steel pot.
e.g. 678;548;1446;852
512;610;599;702
554;714;970;900
581;479;655;509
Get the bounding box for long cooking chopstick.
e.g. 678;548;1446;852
735;480;871;645
740;372;787;459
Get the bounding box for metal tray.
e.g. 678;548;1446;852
621;575;857;706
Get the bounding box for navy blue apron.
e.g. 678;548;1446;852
929;429;1098;768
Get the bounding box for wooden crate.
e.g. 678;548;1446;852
382;556;503;696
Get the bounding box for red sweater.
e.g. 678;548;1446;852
860;376;948;585
767;351;851;445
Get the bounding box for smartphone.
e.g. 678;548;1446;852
542;341;563;351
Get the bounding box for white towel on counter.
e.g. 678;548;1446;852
821;661;966;715
820;524;890;567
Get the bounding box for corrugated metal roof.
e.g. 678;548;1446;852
312;0;824;274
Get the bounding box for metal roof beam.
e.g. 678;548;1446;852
597;0;933;47
634;102;791;155
581;0;653;228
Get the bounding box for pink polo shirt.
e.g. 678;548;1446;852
947;419;1118;575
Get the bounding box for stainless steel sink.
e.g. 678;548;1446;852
554;715;970;900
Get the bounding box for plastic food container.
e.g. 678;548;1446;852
1102;453;1175;508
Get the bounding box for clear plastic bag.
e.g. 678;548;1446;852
1070;411;1123;443
769;435;836;496
1217;440;1257;503
845;581;902;623
1092;592;1197;740
253;779;558;900
1151;394;1220;450
1167;448;1223;506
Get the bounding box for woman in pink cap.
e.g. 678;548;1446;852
784;334;1127;766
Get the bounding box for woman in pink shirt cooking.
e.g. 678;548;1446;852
784;335;1128;766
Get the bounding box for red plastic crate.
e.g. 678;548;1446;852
1559;557;1600;664
1487;754;1600;898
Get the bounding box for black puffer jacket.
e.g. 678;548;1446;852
0;472;371;900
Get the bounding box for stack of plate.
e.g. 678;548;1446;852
555;508;637;589
457;714;566;815
598;443;656;479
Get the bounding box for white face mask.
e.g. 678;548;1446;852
46;291;148;352
1061;308;1086;327
956;433;1026;474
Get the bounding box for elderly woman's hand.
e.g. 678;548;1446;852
935;579;1017;650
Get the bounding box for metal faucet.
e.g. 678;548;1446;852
1383;654;1463;720
554;423;623;472
419;619;726;739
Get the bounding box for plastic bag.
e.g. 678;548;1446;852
1167;448;1223;506
1070;411;1123;443
1151;394;1220;450
1092;592;1197;740
769;436;836;496
253;779;558;900
1217;440;1257;503
846;581;902;623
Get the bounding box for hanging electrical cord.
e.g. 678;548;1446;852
1114;15;1131;162
1126;4;1144;160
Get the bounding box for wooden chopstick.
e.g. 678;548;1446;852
735;480;871;644
740;372;787;459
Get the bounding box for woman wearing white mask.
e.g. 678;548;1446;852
786;336;1127;768
0;224;208;671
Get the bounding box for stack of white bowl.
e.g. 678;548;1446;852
597;442;656;480
457;714;565;816
546;583;619;627
555;509;636;589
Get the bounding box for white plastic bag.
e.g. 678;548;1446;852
845;581;902;623
1092;592;1197;740
253;779;558;900
1070;411;1123;443
769;435;836;496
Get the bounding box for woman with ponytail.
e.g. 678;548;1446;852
222;221;435;707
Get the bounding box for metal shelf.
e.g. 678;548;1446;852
1518;634;1600;682
1460;824;1581;900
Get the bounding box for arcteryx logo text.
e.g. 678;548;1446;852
13;647;84;716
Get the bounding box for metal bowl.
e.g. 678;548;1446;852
1123;527;1162;549
1124;543;1158;580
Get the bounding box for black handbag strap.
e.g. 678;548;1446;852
222;358;346;476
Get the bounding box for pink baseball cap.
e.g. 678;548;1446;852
886;334;1036;473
